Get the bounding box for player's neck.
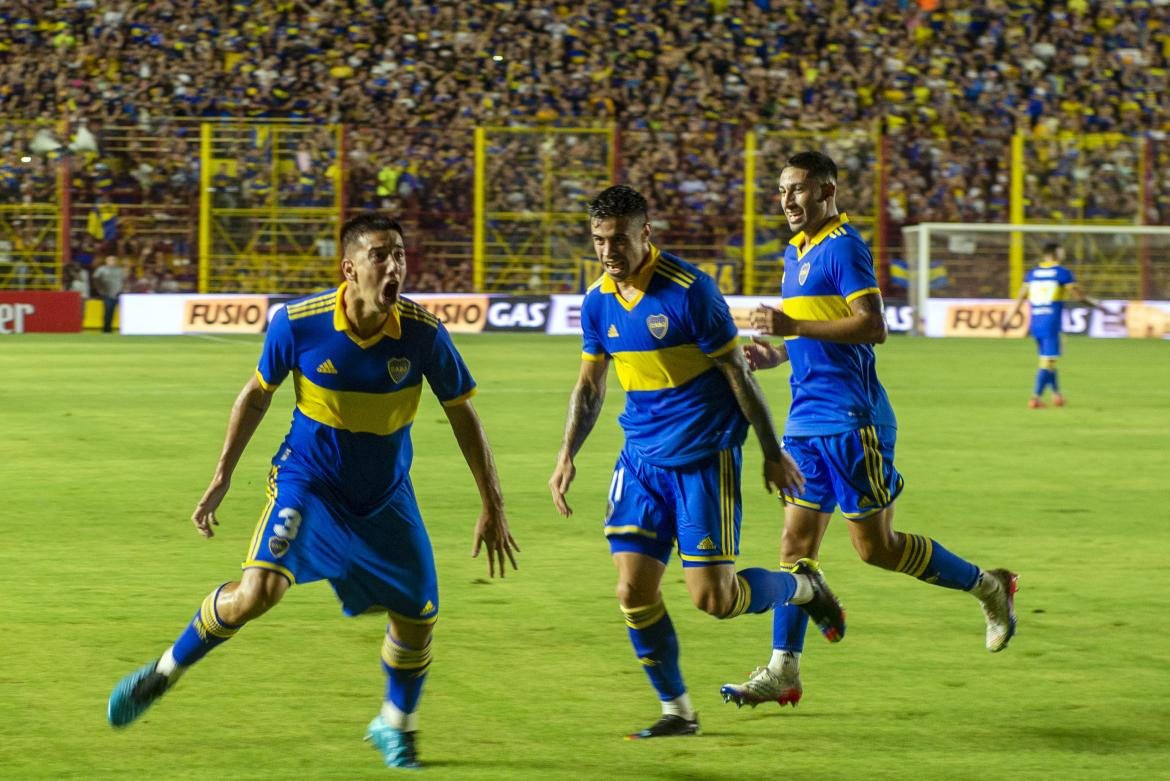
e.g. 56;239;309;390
799;210;839;251
343;289;390;337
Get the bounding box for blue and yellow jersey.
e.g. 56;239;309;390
1024;262;1075;337
581;246;746;467
780;213;896;436
256;284;476;513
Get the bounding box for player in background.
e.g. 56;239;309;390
106;213;519;769
1003;242;1101;408
548;185;845;740
719;152;1017;711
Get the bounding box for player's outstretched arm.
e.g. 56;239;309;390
192;374;274;538
549;358;610;518
1003;284;1029;334
712;348;804;496
444;399;519;578
752;293;886;344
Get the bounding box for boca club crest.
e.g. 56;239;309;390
646;313;669;340
387;357;411;383
798;262;811;286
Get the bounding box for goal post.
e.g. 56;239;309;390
901;222;1170;335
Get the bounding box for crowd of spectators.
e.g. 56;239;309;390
1;0;1168;294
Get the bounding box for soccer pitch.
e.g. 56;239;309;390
2;333;1168;780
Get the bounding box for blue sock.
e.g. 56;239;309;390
723;568;798;617
1049;369;1060;393
896;535;980;591
1034;368;1053;396
381;631;431;716
171;584;242;666
772;561;809;651
622;600;685;701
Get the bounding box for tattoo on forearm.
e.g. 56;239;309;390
726;366;782;461
562;381;603;457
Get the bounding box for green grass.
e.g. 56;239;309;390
2;333;1169;780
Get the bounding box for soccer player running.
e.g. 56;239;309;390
719;152;1017;710
548;185;845;740
107;213;519;769
1003;241;1101;408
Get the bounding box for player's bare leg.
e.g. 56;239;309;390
850;505;1017;652
108;569;289;727
366;617;434;769
721;508;838;708
612;552;700;739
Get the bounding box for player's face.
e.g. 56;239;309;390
342;229;407;312
591;216;651;283
778;166;833;233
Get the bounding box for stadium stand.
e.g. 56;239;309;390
0;0;1166;294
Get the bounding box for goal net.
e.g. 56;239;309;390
900;222;1170;335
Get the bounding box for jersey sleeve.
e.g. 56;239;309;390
1060;267;1076;285
580;292;606;361
828;236;880;302
687;273;739;357
256;306;294;391
423;322;478;407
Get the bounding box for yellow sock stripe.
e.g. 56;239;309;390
381;637;433;671
896;534;931;578
722;574;751;619
623;600;667;630
198;587;240;639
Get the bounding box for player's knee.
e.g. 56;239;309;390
614;579;644;609
690;585;735;618
854;535;900;570
223;570;289;623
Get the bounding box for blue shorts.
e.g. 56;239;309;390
1033;332;1061;358
782;426;904;521
243;463;439;624
603;446;741;567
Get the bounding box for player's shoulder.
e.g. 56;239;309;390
832;223;872;260
283;288;340;323
398;296;441;330
653;250;709;293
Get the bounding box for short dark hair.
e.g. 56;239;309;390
783;151;838;184
340;212;404;257
588;185;648;225
1042;241;1062;256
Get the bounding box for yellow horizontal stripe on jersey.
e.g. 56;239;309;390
293;371;422;435
783;294;853;322
610;343;714;392
582;351;605;362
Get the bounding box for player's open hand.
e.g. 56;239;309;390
762;451;805;497
548;456;576;517
743;336;788;371
192;478;230;538
472;508;519;578
750;305;798;337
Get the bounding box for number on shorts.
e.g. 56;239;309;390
274;507;302;539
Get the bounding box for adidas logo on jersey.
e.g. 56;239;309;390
607;324;619;337
422;600;436;616
697;537;716;551
316;359;338;375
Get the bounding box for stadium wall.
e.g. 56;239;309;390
110;293;1169;340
